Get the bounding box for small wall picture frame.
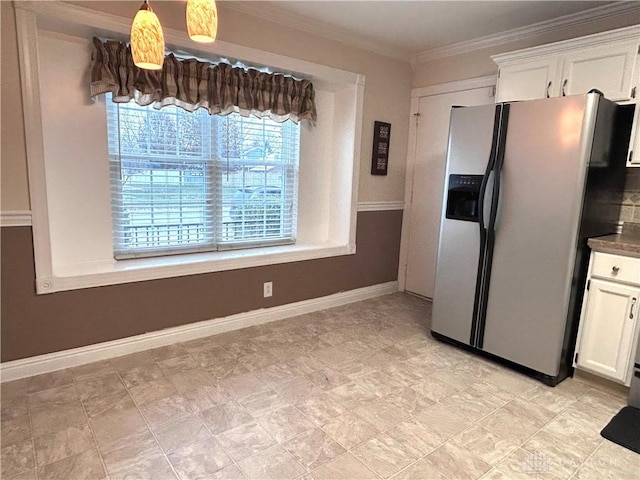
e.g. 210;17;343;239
371;121;391;176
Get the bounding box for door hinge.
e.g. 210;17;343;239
574;352;579;364
632;86;637;99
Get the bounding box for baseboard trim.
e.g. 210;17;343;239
357;201;404;212
0;281;399;382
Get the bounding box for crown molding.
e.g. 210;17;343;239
491;23;640;64
221;2;412;62
412;2;640;66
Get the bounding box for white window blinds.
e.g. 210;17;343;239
106;96;300;259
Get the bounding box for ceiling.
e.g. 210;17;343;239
224;1;636;61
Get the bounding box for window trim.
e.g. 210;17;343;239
15;1;364;295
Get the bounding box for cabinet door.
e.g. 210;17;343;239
575;278;639;384
560;41;639;102
495;57;560;103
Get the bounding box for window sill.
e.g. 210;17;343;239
38;242;357;294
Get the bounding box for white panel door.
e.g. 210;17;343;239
404;86;493;298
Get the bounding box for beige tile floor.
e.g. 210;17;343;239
1;293;639;480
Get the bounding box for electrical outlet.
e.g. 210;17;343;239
263;281;273;298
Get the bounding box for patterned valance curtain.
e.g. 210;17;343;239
90;38;317;124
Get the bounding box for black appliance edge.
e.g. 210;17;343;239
432;330;564;386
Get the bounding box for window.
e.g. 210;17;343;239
107;97;300;258
20;15;362;294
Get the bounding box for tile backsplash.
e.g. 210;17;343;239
620;169;640;224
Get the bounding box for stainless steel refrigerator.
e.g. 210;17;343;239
431;92;632;386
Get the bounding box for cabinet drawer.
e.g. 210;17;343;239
591;252;640;285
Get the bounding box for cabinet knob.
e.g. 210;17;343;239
612;266;620;274
562;79;568;97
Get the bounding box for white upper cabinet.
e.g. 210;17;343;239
493;25;639;166
495;57;560;103
494;26;639;104
561;41;639;101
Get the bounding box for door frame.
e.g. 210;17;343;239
398;75;496;295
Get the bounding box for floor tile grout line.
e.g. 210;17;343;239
478;377;626;480
165;337;305;478
73;377;112;480
343;373;545;479
24;384;39;479
571;438;608;479
26;375;92;477
110;362;182;479
127;348;280;479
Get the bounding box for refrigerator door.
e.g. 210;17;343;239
432;104;498;345
481;95;599;376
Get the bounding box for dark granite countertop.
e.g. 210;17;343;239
588;223;640;257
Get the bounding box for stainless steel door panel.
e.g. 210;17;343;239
432;104;497;344
446;105;498;175
432;219;480;344
481;96;593;375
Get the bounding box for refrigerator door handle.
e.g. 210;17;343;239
471;105;503;347
476;103;510;350
487;103;511;232
478;105;504;233
481;171;495;230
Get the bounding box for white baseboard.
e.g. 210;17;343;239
0;281;399;382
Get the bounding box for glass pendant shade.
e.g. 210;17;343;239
186;0;218;43
130;1;165;70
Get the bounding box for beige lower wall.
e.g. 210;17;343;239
1;210;402;362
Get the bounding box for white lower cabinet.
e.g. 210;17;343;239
574;253;640;385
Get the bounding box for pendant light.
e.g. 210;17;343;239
130;0;165;70
186;0;218;43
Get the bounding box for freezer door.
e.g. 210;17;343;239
481;95;597;376
432;217;482;344
431;105;498;345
